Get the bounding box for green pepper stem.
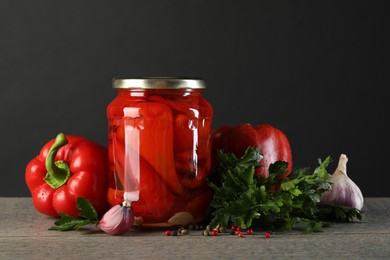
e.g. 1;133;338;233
44;133;71;189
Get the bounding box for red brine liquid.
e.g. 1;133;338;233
107;82;213;227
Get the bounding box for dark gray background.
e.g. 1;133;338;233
1;1;388;197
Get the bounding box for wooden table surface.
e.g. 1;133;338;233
0;197;389;259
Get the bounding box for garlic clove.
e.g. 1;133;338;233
320;154;364;210
168;212;194;226
99;201;134;235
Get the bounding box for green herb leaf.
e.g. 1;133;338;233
49;198;100;231
317;204;365;222
77;197;99;221
208;146;364;232
49;213;93;231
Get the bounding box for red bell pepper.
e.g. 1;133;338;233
211;123;293;178
174;150;210;189
107;90;213;224
116;101;184;195
107;152;211;223
150;94;213;190
107;154;176;223
181;183;212;219
25;133;109;218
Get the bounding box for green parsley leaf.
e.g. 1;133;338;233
49;213;93;231
317;204;365;222
49;198;100;231
76;197;99;221
208;146;364;233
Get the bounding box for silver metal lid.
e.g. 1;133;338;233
112;77;206;89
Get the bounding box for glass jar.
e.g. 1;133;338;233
107;77;213;227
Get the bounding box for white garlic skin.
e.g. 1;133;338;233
320;154;364;210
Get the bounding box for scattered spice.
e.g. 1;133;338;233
164;227;190;236
208;147;364;233
162;224;274;239
246;229;254;235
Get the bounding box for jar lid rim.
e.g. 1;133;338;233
112;77;206;89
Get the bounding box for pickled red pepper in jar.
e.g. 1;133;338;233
106;78;213;227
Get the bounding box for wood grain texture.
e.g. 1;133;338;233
0;197;389;259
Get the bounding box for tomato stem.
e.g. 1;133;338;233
44;133;71;189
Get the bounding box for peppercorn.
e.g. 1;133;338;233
246;229;254;235
205;225;211;232
219;226;226;233
237;232;244;238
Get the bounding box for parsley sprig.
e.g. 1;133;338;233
49;197;100;231
208;147;364;232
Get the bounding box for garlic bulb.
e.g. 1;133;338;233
99;201;134;235
320;154;364;210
